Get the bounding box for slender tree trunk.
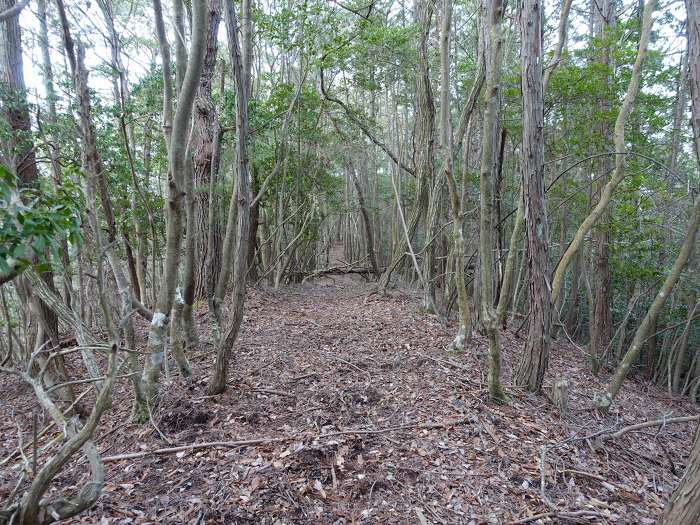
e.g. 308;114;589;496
153;0;174;148
542;0;573;93
0;0;61;351
204;68;226;300
208;0;252;394
615;281;640;362
514;0;552;393
495;186;523;328
349;160;380;278
589;0;615;375
142;121;155;305
479;0;507;402
595;164;700;407
440;0;481;349
174;0;187;91
37;0;74;311
671;289;698;395
179;124;198;369
655;52;688;378
97;0;154;312
55;1;144;405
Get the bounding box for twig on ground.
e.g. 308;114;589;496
250;387;294;398
326;354;371;379
422;355;482;387
147;397;172;445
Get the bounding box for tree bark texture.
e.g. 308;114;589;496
514;0;552;393
479;0;507;402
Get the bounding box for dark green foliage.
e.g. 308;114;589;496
0;164;81;276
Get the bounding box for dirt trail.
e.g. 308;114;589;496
0;280;697;524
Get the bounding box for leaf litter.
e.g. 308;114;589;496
0;277;697;524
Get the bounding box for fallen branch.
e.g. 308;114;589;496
249;387;294;398
102;416;472;463
604;414;699;440
507;509;605;525
102;437;289;463
320;417;471;439
421;355;483;387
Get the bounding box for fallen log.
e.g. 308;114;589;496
300;266;377;283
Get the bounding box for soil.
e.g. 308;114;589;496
1;276;698;524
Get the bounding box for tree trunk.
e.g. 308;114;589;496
193;0;222;300
514;0;552;393
37;0;74;310
671;288;698;395
441;0;482;349
662;425;700;524
349;160;380;279
208;0;252;394
55;1;143;404
589;0;615;375
0;0;60;350
656;52;688;379
414;0;438;312
479;0;507;402
495;186;523;328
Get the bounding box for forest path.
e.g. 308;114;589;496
1;281;696;523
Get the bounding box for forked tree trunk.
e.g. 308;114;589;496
140;0;207;415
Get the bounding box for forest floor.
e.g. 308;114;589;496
1;272;699;524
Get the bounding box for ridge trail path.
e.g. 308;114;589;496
1;278;696;524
